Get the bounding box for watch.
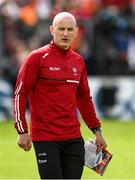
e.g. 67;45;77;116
91;127;102;134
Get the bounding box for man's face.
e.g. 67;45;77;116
50;17;78;50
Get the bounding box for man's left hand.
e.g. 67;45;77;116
94;131;107;154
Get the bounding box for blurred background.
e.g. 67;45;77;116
0;1;135;179
0;0;135;121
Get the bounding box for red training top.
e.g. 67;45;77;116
13;40;101;141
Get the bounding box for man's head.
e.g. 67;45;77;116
50;12;78;50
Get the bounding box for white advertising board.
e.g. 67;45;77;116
88;77;135;120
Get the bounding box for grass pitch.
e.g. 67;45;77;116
0;119;135;179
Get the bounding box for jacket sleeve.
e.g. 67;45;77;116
13;51;39;134
76;59;101;130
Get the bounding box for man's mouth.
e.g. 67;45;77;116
62;38;69;43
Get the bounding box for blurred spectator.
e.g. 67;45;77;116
100;0;129;10
127;0;135;73
127;35;135;72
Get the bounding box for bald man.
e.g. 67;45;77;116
13;12;107;179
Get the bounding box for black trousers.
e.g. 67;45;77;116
33;137;85;179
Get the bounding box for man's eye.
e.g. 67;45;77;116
58;28;65;31
68;28;74;31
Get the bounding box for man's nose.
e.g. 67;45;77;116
63;30;68;36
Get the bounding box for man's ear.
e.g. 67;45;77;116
75;27;78;38
49;26;54;36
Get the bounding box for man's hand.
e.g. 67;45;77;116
94;131;107;154
17;133;32;151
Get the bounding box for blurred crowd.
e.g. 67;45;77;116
1;0;135;83
1;0;135;120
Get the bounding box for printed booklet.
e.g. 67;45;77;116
84;139;113;176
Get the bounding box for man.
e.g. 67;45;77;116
13;12;107;179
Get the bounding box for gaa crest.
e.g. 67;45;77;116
72;67;77;75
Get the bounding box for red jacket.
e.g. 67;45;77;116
13;40;101;141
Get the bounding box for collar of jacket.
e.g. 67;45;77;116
49;39;71;55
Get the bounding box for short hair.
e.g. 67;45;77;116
52;12;77;27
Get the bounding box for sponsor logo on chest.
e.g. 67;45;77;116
49;66;78;76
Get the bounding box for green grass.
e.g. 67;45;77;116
0;120;135;179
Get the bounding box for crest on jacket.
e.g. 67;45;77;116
72;67;77;75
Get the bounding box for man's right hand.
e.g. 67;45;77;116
17;133;32;151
